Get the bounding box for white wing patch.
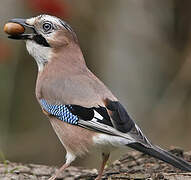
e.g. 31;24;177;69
93;110;103;120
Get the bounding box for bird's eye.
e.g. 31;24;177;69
42;22;52;32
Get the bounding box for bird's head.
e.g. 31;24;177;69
7;14;78;71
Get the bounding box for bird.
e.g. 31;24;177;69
5;14;191;180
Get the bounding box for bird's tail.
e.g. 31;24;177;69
128;142;191;172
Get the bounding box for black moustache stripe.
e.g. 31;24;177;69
32;35;50;47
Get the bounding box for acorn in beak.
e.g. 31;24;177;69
4;18;50;47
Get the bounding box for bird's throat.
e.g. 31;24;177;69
26;40;51;71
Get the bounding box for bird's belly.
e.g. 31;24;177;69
49;117;129;169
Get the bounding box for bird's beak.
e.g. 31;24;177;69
8;18;36;40
7;18;50;47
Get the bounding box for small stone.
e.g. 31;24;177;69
113;160;121;166
157;173;164;179
128;160;136;168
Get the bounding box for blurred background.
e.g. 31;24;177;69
0;0;191;166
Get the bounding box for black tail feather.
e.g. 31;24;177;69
128;143;191;172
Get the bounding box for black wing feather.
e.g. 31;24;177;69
106;100;135;133
70;105;113;127
71;100;137;134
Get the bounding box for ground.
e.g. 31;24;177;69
0;148;191;180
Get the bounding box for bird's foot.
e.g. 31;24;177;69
48;163;70;180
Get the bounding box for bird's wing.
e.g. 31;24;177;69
39;98;151;147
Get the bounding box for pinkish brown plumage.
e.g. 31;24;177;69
6;14;191;180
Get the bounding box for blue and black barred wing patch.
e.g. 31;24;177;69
40;99;79;125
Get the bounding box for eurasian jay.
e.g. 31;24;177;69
6;14;191;180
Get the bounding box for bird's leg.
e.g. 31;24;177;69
95;153;110;180
48;163;70;180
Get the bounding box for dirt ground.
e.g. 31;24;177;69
0;147;191;180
